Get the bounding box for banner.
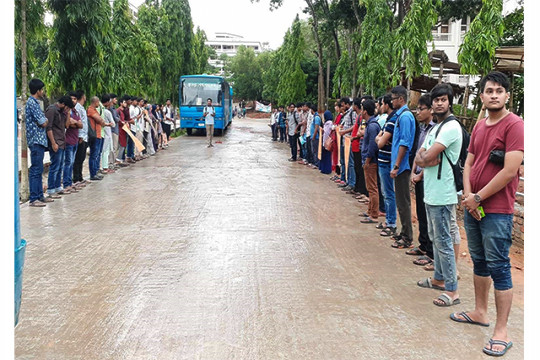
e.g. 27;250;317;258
122;124;146;152
255;101;272;113
344;136;351;180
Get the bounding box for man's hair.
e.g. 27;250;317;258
382;94;393;109
296;102;304;108
166;98;171;101
75;90;85;101
360;95;374;102
29;78;45;95
58;95;75;109
289;102;296;107
339;97;351;106
137;97;143;102
418;94;432;108
207;98;212;101
101;94;111;104
305;102;312;108
479;71;510;93
109;93;117;99
68;91;78;98
278;105;284;109
362;99;376;116
377;96;383;106
352;97;362;109
430;83;454;105
131;96;138;101
90;96;100;104
391;85;407;102
310;103;317;112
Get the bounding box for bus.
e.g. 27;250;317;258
179;75;233;136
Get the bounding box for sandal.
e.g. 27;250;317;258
433;293;461;307
424;263;435;271
375;222;386;230
406;247;425;256
380;227;397;237
361;218;377;224
417;277;445;290
413;255;433;266
450;312;490;327
483;339;513;357
391;238;413;249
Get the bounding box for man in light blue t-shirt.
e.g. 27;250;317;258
203;98;216;148
415;83;462;308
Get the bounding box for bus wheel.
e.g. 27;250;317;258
186;128;193;136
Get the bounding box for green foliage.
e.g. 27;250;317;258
15;0;46;95
436;0;482;23
357;0;396;94
458;0;504;75
500;1;523;46
276;16;307;106
228;46;264;101
395;0;440;84
192;27;211;74
333;49;353;97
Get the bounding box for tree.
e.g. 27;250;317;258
500;0;523;46
395;0;440;95
458;0;504;76
46;0;115;97
192;27;210;74
15;0;46;201
228;46;264;100
357;0;396;95
436;0;482;24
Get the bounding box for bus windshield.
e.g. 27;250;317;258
181;78;223;106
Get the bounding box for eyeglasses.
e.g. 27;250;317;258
416;107;428;112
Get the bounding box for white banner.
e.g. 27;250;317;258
255;101;272;113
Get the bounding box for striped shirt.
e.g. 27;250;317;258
377;110;397;164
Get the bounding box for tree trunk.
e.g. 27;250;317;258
321;0;341;60
461;75;470;116
19;0;30;202
306;0;326;112
326;57;330;106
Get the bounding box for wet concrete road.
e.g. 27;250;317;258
16;117;524;359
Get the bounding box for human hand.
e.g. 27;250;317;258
411;173;422;184
390;168;398;178
461;193;478;212
469;207;482;221
52;143;59;152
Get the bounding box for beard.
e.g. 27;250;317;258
486;104;505;112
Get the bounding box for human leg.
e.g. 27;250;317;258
47;148;64;194
28;144;45;202
415;180;433;259
394;170;413;240
289;134;298;160
364;163;379;219
347;146;356;188
63;144;77;189
378;162;396;228
73;141;86;183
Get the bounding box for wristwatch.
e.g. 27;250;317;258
473;194;482;203
393;164;399;170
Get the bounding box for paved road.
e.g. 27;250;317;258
15;117;524;359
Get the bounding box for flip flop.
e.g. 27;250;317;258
450;312;490;327
406;247;425;256
361;218;377;224
483;339;513;357
417;277;445;291
413;255;433;266
433;293;461;307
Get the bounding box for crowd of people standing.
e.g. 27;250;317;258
270;71;523;357
24;78;177;208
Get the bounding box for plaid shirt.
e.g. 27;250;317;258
25;96;48;147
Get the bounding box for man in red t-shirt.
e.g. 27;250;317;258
451;72;524;357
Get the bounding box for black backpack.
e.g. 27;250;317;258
434;115;470;192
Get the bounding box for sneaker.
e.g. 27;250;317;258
342;185;353;191
29;200;46;207
338;183;348;188
288;158;297;162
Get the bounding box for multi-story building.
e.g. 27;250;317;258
430;16;473;87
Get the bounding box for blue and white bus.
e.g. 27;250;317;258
179;75;233;136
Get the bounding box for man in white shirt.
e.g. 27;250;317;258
162;99;174;147
203;98;216;148
127;97;141;162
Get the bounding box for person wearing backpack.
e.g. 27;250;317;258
452;71;523;357
286;103;301;161
415;83;462;307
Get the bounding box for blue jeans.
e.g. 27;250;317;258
311;136;320;167
63;144;78;188
126;132;135;159
378;162;397;227
464;212;513;291
28;144;46;202
47;147;65;194
347;146;355;188
88;137;103;177
426;204;458;292
340;144;346;182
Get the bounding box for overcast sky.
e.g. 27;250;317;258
131;0;309;50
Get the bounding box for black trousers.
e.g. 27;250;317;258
415;180;433;258
279;126;287;142
353;151;368;195
271;124;278;140
72;140;87;183
289;134;298;160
